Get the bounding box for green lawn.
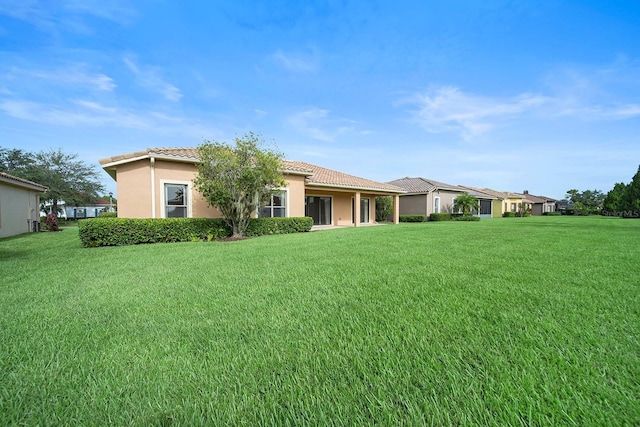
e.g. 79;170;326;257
1;216;639;425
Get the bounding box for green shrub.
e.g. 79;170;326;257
543;211;561;216
78;217;313;247
399;215;426;223
99;212;117;218
502;212;517;218
452;214;480;221
429;213;452;221
245;217;313;236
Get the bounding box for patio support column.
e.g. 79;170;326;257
354;191;361;227
150;156;156;218
393;194;400;224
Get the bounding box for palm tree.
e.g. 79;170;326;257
453;193;479;215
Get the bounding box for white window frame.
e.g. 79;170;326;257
160;180;192;218
259;189;288;218
434;197;440;214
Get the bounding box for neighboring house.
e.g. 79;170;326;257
0;171;47;238
522;191;556;215
99;148;405;226
555;199;574;214
42;200;116;219
458;186;526;217
387;177;498;219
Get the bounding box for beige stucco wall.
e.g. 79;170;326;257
0;182;41;238
113;159;313;219
304;188;379;226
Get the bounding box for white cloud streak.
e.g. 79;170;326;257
123;57;182;102
405;84;640;138
286;108;358;142
272;50;318;72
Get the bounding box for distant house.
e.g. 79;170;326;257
0;172;47;238
41;200;115;219
387;177;497;219
99;148;405;227
458;186;527;217
555;199;574;214
522;191;556;215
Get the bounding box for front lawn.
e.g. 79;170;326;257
1;217;638;425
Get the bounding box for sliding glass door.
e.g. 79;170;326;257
305;196;332;225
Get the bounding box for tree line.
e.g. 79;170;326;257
564;165;640;216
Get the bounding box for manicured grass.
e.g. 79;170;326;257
1;217;639;425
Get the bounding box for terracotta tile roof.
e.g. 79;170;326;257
0;171;48;191
458;185;524;200
388;177;497;199
521;193;557;203
100;148;404;194
286;161;405;193
388;177;461;193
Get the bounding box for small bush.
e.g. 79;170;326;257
452;214;480;221
78;217;313;247
502;212;517;218
45;212;59;232
99;212;117;218
543;211;561;216
429;213;452;221
399;215;426;223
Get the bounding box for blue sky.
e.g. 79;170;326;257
1;1;639;199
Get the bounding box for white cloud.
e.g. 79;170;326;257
406;86;548;138
272;50;318;72
286;108;358;142
404;81;640;138
0;99;219;138
123;57;182;102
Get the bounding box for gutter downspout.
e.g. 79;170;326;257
150;156;156;218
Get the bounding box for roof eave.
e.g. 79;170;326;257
306;182;406;194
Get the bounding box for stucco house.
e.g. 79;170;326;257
0;172;47;238
522;191;556;215
458;186;528;217
99;148;405;226
387;177;498;219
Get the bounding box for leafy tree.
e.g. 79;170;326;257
193;133;285;238
602;182;627;213
453;193;479;215
375;196;393;222
0;148;34;173
565;188;605;215
622;165;640;214
1;147;105;214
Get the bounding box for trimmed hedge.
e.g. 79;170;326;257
78;217;313;247
452;214;480;221
98;212;117;218
429;213;452;221
543;211;561;216
399;215;426;223
245;217;314;237
502;212;517;217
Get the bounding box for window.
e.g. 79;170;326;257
165;184;188;218
305;196;331;225
510;202;517;212
259;191;287;218
352;197;370;223
434;197;440;213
